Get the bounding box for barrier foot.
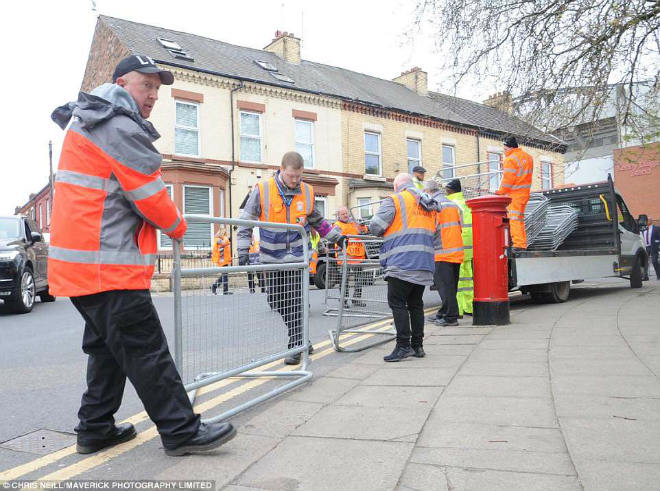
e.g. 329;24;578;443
328;325;396;353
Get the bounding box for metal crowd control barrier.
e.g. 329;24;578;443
325;234;396;352
172;215;312;423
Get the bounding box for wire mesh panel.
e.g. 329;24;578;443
325;235;396;352
172;215;312;423
434;161;502;199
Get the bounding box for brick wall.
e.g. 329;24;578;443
80;18;131;92
614;142;660;223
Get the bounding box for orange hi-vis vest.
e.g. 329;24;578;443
48;88;186;297
333;220;366;264
381;189;436;273
433;198;464;263
257;177;314;263
212;235;232;266
497;147;533;198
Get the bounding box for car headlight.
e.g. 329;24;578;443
0;251;20;261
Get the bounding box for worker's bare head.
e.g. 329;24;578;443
280;151;304;189
337;206;350;222
393;173;413;193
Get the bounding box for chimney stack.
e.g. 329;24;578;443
483;91;514;114
264;30;301;64
392;67;428;96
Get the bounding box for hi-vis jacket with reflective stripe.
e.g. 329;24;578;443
372;188;436;274
333;220;366;264
48;84;186;297
496;147;533;197
212;235;231;266
431;193;464;264
447;191;472;261
236;172;339;263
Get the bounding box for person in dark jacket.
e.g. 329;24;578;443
50;55;235;457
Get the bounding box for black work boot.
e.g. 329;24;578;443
412;346;426;358
383;345;415;362
164;422;236;457
77;423;137;454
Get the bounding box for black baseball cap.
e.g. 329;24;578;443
412;166;427;174
112;55;174;85
503;136;518;148
445;179;461;192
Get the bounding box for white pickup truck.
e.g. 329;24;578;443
510;176;648;303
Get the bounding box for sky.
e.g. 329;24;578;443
0;0;498;216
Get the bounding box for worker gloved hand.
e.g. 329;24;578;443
238;251;250;266
336;235;348;250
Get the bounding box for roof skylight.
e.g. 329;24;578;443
271;73;295;84
255;60;278;71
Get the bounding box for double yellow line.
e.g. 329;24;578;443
1;318;399;482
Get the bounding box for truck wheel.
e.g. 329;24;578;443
630;256;643;288
530;281;570;304
314;263;327;289
7;267;36;314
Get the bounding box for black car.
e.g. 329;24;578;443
0;216;54;313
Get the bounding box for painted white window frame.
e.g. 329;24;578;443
407;138;422;174
174;100;200;157
488;151;503;192
442;144;455;179
357;197;373;220
46;199;51;226
541;161;553;190
295;118;315;169
182;184;214;250
158;184;175;250
364;131;382;176
314;196;327;218
239;110;263;163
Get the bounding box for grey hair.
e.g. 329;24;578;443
393;173;413;192
424;180;439;193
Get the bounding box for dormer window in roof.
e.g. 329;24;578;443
157;37;194;62
271;73;295;84
254;60;278;72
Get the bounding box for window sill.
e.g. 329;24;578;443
363;174;386;182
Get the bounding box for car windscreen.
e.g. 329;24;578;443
0;218;21;240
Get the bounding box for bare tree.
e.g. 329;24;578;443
413;0;660;133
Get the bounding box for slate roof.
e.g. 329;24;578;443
100;15;564;149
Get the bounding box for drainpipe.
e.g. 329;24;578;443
476;132;482;189
228;81;244;256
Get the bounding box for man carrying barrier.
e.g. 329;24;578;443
334;206;369;308
445;179;474;317
368;173;437;361
424;180;464;327
48;54;235;456
237;151;342;365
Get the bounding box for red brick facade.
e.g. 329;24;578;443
614;142;660;223
80;20;131;92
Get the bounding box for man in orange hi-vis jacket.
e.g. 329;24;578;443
49;55;235;457
211;227;232;295
496;136;533;249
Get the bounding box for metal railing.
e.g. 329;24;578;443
324;235;397;352
172;215;312;423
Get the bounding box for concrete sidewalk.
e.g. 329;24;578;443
165;281;659;490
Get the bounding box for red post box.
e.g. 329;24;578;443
466;195;511;325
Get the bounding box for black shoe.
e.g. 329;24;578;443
643;276;649;281
164;422;236;457
437;318;459;327
223;291;233;295
250;288;256;293
210;283;218;295
383;345;415;362
77;423;137;454
412;346;425;358
464;312;473;317
308;342;314;355
285;353;301;365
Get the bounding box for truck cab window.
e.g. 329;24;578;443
615;195;636;233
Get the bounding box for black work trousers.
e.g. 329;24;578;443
386;276;425;348
70;290;200;447
342;264;366;299
434;261;460;322
266;270;304;349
